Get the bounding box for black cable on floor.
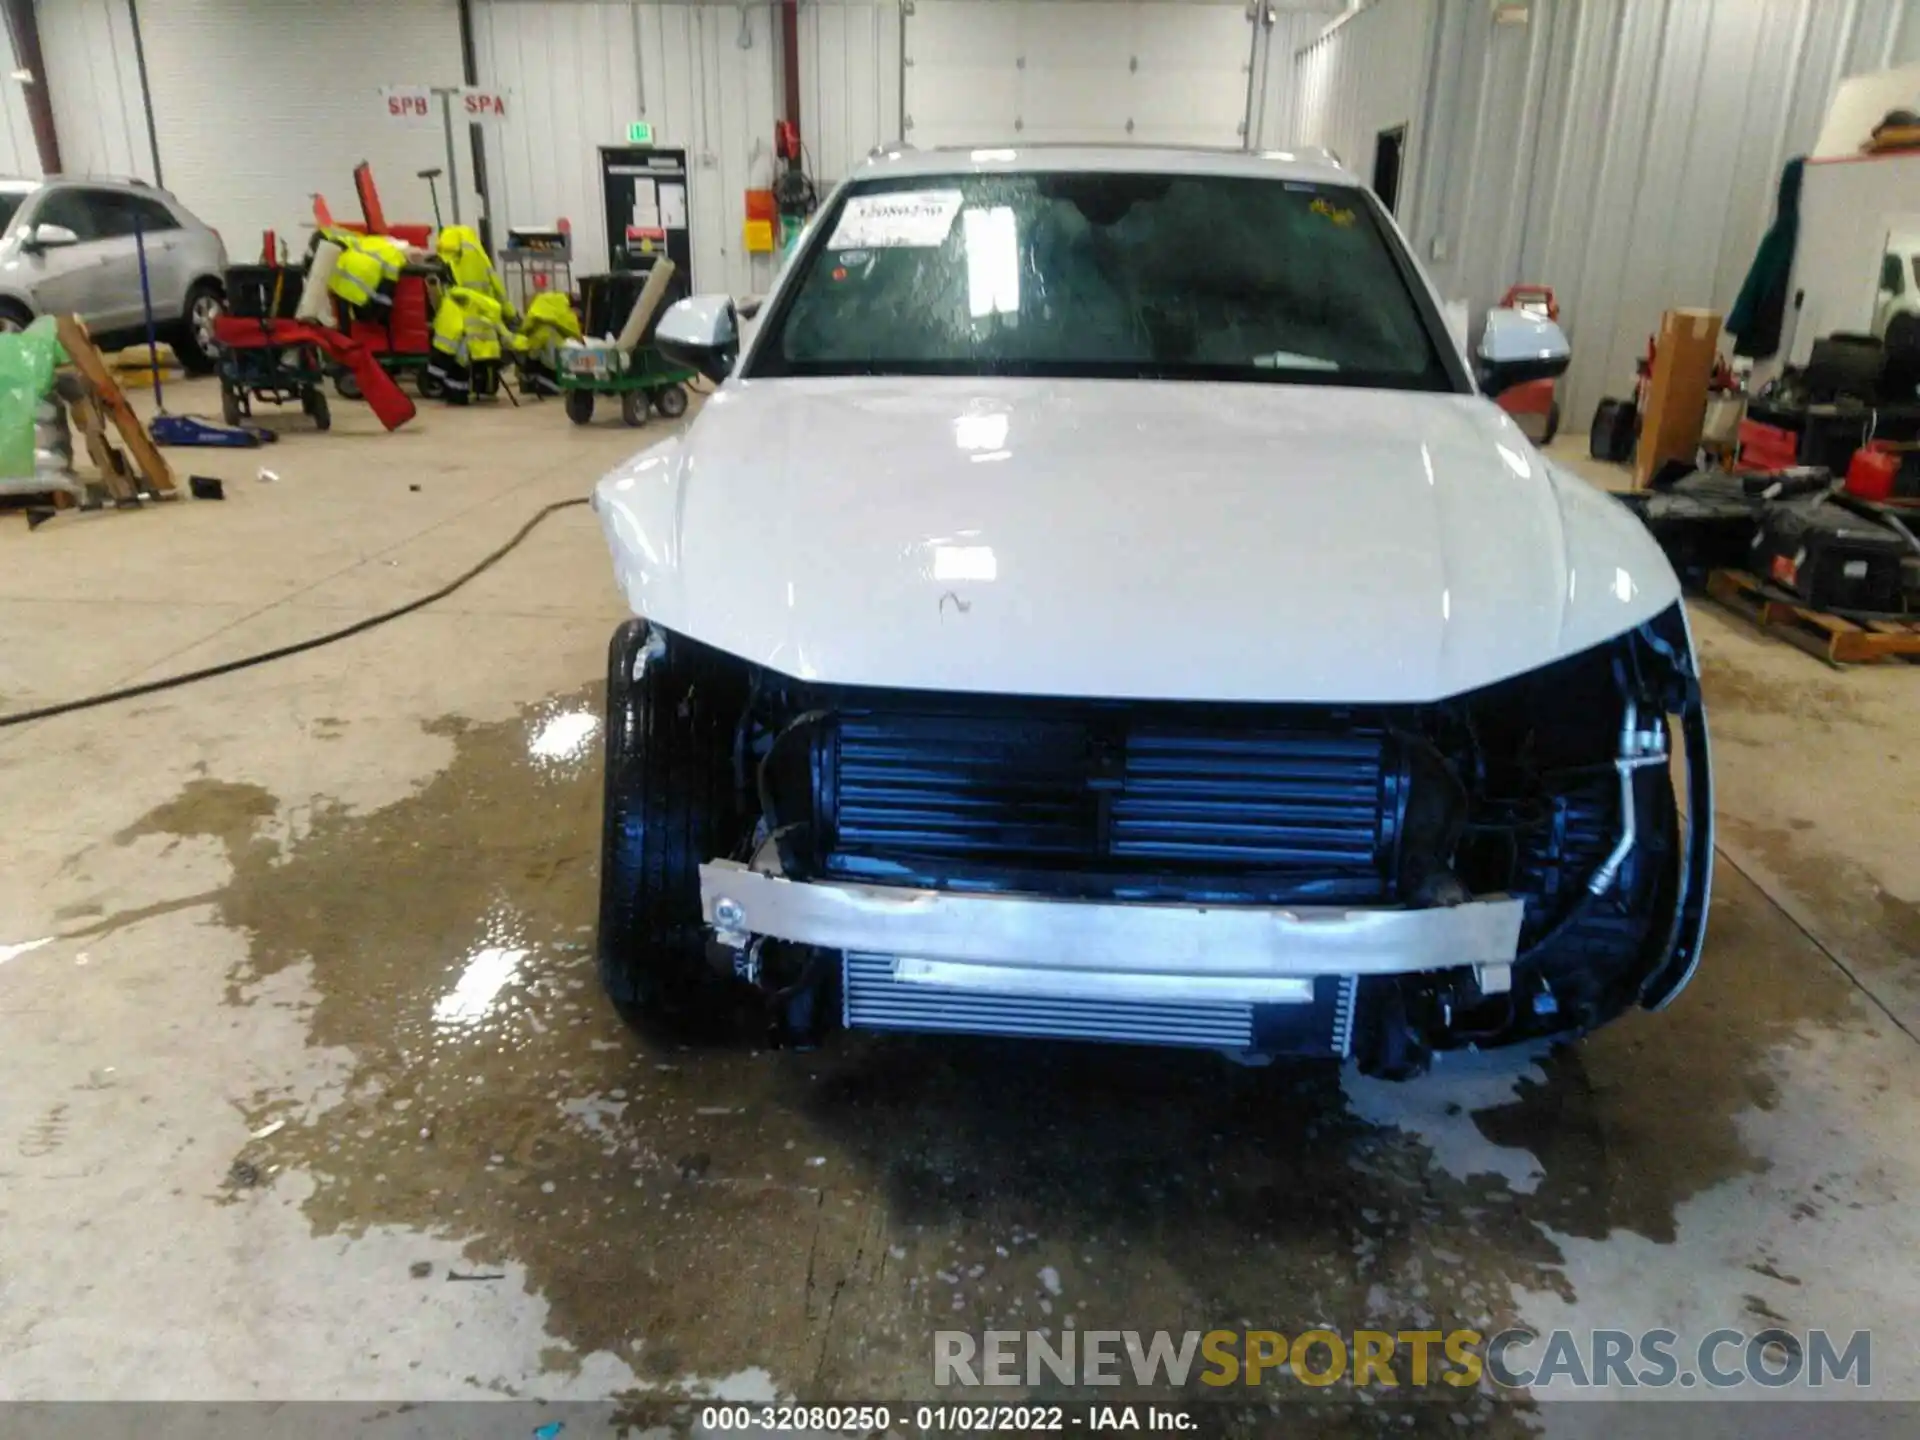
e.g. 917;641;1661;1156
0;496;592;729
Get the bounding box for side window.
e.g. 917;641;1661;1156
88;191;180;239
121;194;180;236
1882;252;1904;297
33;189;106;241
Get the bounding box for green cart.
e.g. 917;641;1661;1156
558;342;694;427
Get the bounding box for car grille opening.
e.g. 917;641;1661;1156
802;699;1406;904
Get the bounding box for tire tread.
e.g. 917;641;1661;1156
597;622;748;1038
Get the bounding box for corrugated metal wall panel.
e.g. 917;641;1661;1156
474;0;636;265
1248;9;1344;152
0;20;39;175
131;0;474;245
802;0;901;186
1321;0;1920;424
1289;0;1436;199
36;0;149;181
475;0;780;297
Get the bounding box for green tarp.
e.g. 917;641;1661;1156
0;317;69;479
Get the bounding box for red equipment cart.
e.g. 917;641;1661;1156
213;314;416;432
314;163;444;398
329;267;442;399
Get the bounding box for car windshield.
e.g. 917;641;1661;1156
750;170;1455;390
0;192;27;235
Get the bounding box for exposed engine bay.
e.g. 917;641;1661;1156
622;604;1709;1078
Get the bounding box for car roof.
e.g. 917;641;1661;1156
851;143;1351;186
46;174;161;190
0;174;171;194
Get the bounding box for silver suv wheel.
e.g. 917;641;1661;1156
191;291;223;356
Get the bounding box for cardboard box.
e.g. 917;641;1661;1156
1635;308;1723;488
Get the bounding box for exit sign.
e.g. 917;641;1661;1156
627;121;654;144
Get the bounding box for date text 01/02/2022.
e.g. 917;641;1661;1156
696;1403;1199;1431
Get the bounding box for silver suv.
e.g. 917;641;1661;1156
0;176;228;372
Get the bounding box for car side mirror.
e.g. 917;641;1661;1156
25;223;80;251
655;294;739;384
1477;307;1570;396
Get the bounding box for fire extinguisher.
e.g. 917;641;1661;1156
771;120;816;254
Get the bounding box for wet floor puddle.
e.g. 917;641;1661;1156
93;683;1871;1424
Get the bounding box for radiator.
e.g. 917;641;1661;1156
842;952;1360;1056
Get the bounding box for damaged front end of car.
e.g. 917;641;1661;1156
640;604;1709;1076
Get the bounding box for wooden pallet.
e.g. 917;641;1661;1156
0;487;79;514
66;390;139;502
55;315;175;497
1707;568;1920;666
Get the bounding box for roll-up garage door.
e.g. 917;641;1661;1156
903;1;1258;149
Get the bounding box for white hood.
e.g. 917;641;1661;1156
594;377;1678;705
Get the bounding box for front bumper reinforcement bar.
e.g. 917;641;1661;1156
699;858;1525;1001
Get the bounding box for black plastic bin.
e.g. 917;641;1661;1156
225;264;307;320
578;263;687;342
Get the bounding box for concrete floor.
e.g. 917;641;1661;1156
2;380;1918;1432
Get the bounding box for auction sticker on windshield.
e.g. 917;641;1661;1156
828;190;964;248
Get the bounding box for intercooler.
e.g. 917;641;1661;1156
771;693;1395;1054
814;702;1404;904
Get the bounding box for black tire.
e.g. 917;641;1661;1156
565;389;595;426
597;620;751;1039
333;368;363;400
221;381;242;427
653;383;689;420
620;389;649;427
175;282;224;375
304;388;331;431
417;369;447;400
0;299;32;334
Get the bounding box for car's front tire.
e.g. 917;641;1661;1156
597;619;752;1040
174;282;224;375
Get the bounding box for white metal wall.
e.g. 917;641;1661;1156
0;15;40;176
1512;0;1920;423
474;0;782;297
36;0;478;247
142;0;477;246
35;0;149;180
1299;0;1920;423
1248;7;1346;153
801;0;901;186
903;0;1258;149
473;0;1337;293
1287;0;1432;189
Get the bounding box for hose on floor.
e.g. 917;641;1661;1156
0;496;591;729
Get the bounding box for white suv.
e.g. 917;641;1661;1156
0;176;227;371
592;146;1713;1077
